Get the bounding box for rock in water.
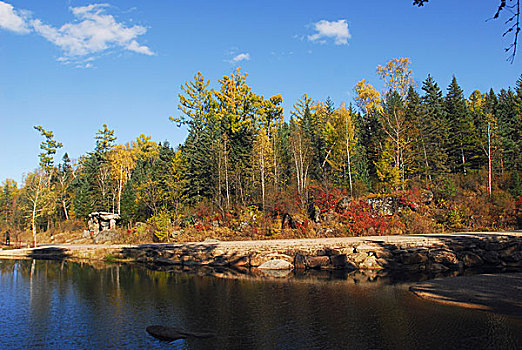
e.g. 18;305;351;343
146;325;186;341
258;259;293;270
146;325;216;341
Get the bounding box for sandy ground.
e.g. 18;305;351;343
410;273;522;319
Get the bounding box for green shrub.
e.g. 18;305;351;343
147;208;172;242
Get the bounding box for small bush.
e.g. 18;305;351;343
147;208;173;242
401;211;437;234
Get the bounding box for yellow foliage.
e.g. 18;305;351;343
354;79;382;114
375;141;401;192
376;57;414;98
131;134;159;161
467;90;485;115
214;67;258;134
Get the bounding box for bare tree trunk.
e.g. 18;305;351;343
487;121;492;196
224;137;230;209
30;174;42;248
421;138;431;184
261;150;265;210
460;144;467;175
217;142;223;212
400;147;405;190
62;200;69;220
273;134;278;194
32;199;37;248
117;164;123;215
345;124;353;197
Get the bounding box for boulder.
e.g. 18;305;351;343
484;241;510;251
355;244;380;254
281;213;297;229
359;256;385;270
258;259;293;270
460;252;483;268
429;249;459;266
336;196;352;212
330;254;348;269
499;245;519;259
349;252;370;265
420;190;434;205
365;196;396;216
502;251;522;263
308;203;321;223
146;325;215;341
365;195;418;215
481;251;501;265
306;256;331;269
427;263;449;272
401;251;428;265
230;255;249;267
250;253;293;267
259;269;293;278
94;229;119;243
294;254;307;269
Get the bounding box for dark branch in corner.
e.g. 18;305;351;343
414;0;521;63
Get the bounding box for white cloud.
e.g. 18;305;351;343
230;52;250;63
308;19;351;45
31;4;154;60
0;1;30;33
126;39;154;55
0;2;154;64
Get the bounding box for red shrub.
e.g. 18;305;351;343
338;201;404;236
308;185;347;213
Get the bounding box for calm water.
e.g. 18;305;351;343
0;260;521;350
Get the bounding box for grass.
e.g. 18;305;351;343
103;254;119;263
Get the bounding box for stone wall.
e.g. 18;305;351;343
121;232;522;273
2;233;520;275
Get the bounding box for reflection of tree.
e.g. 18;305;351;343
1;260;519;348
414;0;521;62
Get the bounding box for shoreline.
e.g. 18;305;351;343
1;231;521;273
3;231;521;319
410;273;522;319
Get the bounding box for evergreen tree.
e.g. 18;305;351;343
420;75;449;180
405;86;426;181
445;76;475;174
95;124;117;154
55;153;74;220
497;88;520;173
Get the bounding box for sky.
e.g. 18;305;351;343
1;0;521;185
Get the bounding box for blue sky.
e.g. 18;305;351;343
1;0;521;184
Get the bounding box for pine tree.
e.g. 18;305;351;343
497;88;520;173
445;76;475;174
55;153;74;220
95;124;117;154
405;86;426;181
173;72;217;205
421;75;449;180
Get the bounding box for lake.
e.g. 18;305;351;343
0;259;520;349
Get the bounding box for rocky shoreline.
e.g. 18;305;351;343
124;232;522;273
2;232;520;275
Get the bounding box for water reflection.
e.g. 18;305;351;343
0;259;520;349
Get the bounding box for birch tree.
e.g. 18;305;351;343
290;95;314;209
107;144;136;215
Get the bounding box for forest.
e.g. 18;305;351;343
2;58;522;244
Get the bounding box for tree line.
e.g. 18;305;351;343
1;58;521;243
